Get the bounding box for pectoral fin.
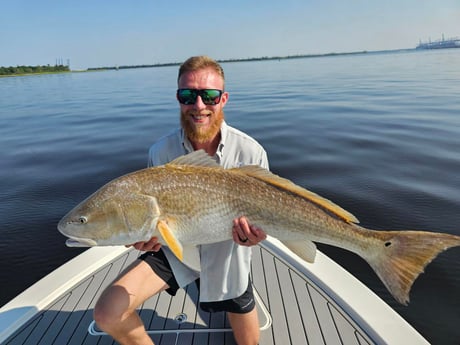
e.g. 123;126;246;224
157;220;183;261
282;240;317;263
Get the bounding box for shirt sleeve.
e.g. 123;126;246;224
259;148;269;170
147;130;185;167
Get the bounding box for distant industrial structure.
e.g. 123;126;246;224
416;34;460;49
55;58;70;67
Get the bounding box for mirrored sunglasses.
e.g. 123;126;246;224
177;89;223;105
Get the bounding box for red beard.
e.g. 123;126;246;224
181;109;225;144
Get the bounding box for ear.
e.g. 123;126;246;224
220;91;229;107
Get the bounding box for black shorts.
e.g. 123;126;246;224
140;249;255;314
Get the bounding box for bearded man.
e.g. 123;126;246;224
94;56;268;345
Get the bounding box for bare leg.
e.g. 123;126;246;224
93;259;169;345
227;308;260;345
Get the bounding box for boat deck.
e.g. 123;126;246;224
0;239;428;345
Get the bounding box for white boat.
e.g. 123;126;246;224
0;237;429;345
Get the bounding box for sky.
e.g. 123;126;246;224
1;0;459;70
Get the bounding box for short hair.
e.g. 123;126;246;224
177;56;225;86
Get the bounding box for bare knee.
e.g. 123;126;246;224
93;285;134;332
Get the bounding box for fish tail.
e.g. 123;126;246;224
365;229;460;305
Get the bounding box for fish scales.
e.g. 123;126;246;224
147;164;353;246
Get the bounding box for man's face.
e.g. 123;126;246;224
178;68;229;144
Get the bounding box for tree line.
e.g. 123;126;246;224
0;65;70;76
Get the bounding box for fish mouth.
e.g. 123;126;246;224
64;236;98;247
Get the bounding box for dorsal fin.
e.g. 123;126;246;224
167;150;220;168
234;165;359;224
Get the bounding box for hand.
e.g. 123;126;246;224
126;236;162;252
232;216;267;247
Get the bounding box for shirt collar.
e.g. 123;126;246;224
180;129;194;153
217;121;228;157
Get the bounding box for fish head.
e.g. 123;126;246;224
58;183;161;247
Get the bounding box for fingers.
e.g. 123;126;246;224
232;219;248;245
232;217;267;246
127;237;162;252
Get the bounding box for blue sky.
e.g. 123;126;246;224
1;0;459;70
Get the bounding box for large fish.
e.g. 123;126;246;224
58;150;460;305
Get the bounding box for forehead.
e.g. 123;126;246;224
178;68;224;89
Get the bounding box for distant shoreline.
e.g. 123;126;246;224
0;65;71;78
0;71;73;78
86;49;405;72
1;48;418;76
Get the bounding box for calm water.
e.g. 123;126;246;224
1;50;460;344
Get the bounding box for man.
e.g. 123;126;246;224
94;56;268;345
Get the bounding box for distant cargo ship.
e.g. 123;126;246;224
416;34;460;49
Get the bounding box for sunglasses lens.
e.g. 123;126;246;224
177;89;197;105
177;89;223;105
200;89;222;105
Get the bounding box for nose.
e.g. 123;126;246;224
192;95;207;110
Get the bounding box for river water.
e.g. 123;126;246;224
1;49;459;344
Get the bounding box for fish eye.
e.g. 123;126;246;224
78;216;87;224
